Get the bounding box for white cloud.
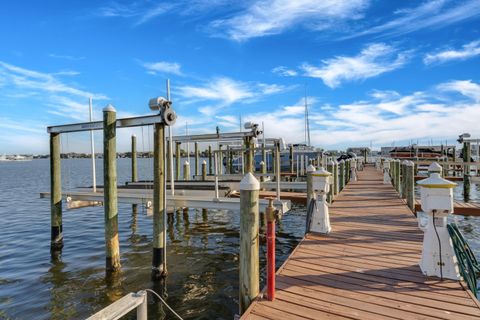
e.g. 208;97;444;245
424;39;480;64
209;0;369;41
142;61;183;76
301;43;409;88
177;77;290;115
437;80;480;102
346;0;480;39
48;54;85;61
98;1;176;25
272;66;298;77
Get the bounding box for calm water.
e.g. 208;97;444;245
1;160;479;319
0;159;305;319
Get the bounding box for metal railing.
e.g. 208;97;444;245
87;291;147;320
447;223;480;297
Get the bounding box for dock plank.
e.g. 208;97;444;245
241;166;480;319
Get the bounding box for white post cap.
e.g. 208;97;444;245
428;162;442;172
184;161;189;165
240;172;260;191
307;164;316;172
103;104;116;112
202;160;207;164
260;161;265;165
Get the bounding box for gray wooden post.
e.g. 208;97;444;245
401;161;407;199
327;160;334;203
364;148;367;164
463;142;471;200
202;160;207;181
289;145;294;173
103;105;120;272
50;132;63;251
152;121;166;278
339;160;345;191
405;160;415;212
239;173;260;314
131;135;137;182
244;137;254;173
175;142;181;181
208;145;213;175
195;142;199;176
306;165;316;205
184;161;190;181
333;160;338;195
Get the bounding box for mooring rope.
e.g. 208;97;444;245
144;289;184;320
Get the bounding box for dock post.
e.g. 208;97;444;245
175;142;181;181
395;160;400;192
327;160;334;203
195;142;199;176
405;160;415;212
152;120;167;279
239;173;260;314
131;135;138;182
339;160;345;191
262;143;266;170
463;141;471;201
103;105;120;272
184;161;190;181
364;148;368;164
202;160;207;181
333;160;338;195
289;145;294;173
226;146;231;174
401;161;407;199
50;132;63;251
260;161;266;183
208;145;213;175
306;164;316;205
244;137;254;173
265;198;276;301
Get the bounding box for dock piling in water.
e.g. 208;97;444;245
239;173;260;314
175;142;181;181
131;135;137;182
152;121;167;279
201;160;207;181
50;132;63;251
103;105;121;272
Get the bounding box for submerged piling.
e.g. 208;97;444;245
195;142;199;176
289;145;294;173
131;134;137;182
239;173;260;314
184;161;190;181
208;145;213;175
50;132;63;251
103;105;120;272
202;160;207;181
175;142;181;181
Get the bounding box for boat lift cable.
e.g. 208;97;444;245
144;289;184;320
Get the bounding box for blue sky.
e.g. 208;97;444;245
1;0;480;153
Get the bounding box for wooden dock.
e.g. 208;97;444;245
241;166;480;319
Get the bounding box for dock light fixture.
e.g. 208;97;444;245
309;167;332;234
417;164;459;280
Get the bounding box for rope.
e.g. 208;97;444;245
145;289;184;320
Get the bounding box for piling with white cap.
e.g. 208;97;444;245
103;104;121;272
183;160;190;181
201;160;207;181
306;164;316;205
260;161;266;182
175;142;181;180
239;173;260;314
417;166;459;279
428;162;442;176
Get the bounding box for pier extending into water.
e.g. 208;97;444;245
241;165;480;319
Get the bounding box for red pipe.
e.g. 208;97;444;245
266;218;275;301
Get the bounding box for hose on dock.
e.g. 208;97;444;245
145;289;184;320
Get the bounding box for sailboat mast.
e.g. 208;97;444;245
304;86;311;147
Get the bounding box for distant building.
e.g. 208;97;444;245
347;147;370;156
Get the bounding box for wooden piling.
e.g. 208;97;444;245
50;132;63;251
327;160;334;203
333;160;338;195
184;161;190;181
306;165;316;205
262;143;266;170
202;160;207;181
260;161;266;182
339;160;345;191
175;142;181;181
405;160;415;212
244;137;254;173
131;135;137;182
463;142;471;200
103;105;120;272
195;142;199;176
152;121;166;278
239;173;260;314
208;145;213;175
289;145;294;173
400;161;407;199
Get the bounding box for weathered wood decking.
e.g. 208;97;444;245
241;166;480;319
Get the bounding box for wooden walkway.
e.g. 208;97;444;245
241;166;480;320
